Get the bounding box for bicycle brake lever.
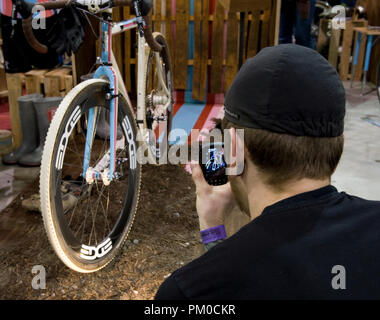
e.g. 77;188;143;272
133;0;146;37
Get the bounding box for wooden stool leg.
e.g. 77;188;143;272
362;34;373;95
351;31;361;89
5;73;23;149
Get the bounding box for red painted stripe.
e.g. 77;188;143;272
0;102;9;114
172;101;183;118
0;115;11;130
187;103;213;145
123;22;135;29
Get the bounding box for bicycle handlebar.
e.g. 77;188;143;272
21;0;162;55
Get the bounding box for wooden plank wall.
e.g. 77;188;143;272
192;0;210;101
325;0;379;84
324;19;368;82
115;0;277;101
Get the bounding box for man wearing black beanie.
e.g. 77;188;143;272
155;44;380;299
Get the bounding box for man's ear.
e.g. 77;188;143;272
225;127;236;174
226;127;245;177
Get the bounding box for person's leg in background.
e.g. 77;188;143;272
279;0;297;44
341;0;357;7
1;14;33;73
1;13;59;73
294;0;316;48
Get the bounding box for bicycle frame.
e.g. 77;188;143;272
82;9;146;182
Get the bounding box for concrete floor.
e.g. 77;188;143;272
0;162;39;212
332;82;380;200
0;81;379;213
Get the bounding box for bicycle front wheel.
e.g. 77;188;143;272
40;79;141;273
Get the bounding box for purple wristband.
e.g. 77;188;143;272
200;225;227;244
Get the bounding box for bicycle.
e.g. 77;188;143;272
19;0;173;272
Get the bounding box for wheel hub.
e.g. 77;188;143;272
147;90;169;108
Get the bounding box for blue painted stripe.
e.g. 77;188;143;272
169;103;206;145
186;0;195;102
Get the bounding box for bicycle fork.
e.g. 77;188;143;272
82;14;121;185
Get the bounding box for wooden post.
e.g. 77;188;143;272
260;9;272;54
192;0;210;101
328;28;341;69
225;11;239;92
210;1;225;93
352;21;369;81
5;73;24;148
44;68;72;97
273;0;281;45
339;19;353;80
247;10;261;58
25;69;50;94
64;75;74;94
0;69;7;98
174;0;190;90
123;6;132;92
154;0;163;32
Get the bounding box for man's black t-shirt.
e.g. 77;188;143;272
155;186;380;299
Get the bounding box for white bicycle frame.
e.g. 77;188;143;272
83;9;169;183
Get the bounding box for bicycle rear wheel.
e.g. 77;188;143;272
144;32;173;163
40;79;141;273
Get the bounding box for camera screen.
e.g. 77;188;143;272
204;147;226;174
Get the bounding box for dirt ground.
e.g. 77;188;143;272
0;164;205;300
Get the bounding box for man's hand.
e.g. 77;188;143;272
191;162;236;231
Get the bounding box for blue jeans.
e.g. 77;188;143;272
341;0;356;7
279;0;317;48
